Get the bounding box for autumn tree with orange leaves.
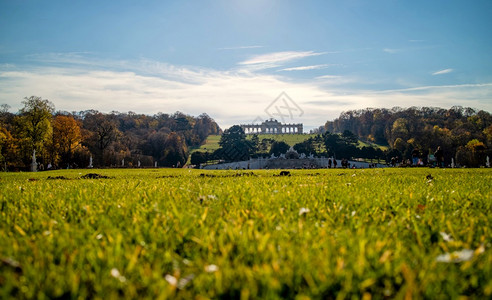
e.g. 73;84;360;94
52;115;82;168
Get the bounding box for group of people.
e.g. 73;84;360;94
327;158;354;169
391;146;445;167
327;158;338;168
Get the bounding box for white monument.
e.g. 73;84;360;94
31;150;37;172
88;155;93;168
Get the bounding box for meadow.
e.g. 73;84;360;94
0;168;491;299
192;134;320;153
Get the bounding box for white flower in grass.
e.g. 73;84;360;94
436;249;474;263
205;264;219;272
165;274;177;286
111;268;120;278
439;232;453;242
110;268;126;282
299;207;310;216
177;274;195;289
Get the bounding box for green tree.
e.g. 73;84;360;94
390;118;409;144
190;151;208;166
219;125;250;161
294;138;317;156
161;132;188;167
342;130;358;144
269;141;290;156
250;134;260;154
393;138;407;153
17;96;55;153
323;132;342;157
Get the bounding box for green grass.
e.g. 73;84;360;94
193;134;319;154
194;134;387;155
0;168;491;299
248;134;319;146
192;135;222;153
357;140;389;151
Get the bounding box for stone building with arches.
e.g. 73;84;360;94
240;119;303;134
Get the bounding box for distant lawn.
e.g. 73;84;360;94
193;134;387;155
192;135;222;153
357;140;389;151
192;134;319;154
248;133;318;146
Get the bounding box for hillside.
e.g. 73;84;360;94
193;134;319;153
323;106;492;166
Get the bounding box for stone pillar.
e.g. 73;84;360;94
31;150;37;172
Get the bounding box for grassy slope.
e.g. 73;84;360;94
192;134;319;154
0;168;491;299
192;134;222;153
192;134;387;155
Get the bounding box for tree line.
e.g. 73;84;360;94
193;106;491;168
318;106;492;167
0;96;221;170
191;125;386;166
2;98;490;169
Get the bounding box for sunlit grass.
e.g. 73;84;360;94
193;134;320;153
0;168;491;299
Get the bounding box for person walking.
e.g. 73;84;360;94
412;148;420;166
434;146;444;167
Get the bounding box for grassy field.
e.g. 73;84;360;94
193;134;319;153
0;168;491;299
192;134;387;155
193;135;222;153
248;134;319;146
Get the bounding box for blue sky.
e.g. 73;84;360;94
1;0;491;131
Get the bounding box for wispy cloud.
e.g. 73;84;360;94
0;61;340;128
280;64;332;72
383;48;400;54
218;45;264;50
384;45;437;54
315;75;357;86
238;51;325;70
1;55;491;130
432;68;453;75
370;83;492;94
